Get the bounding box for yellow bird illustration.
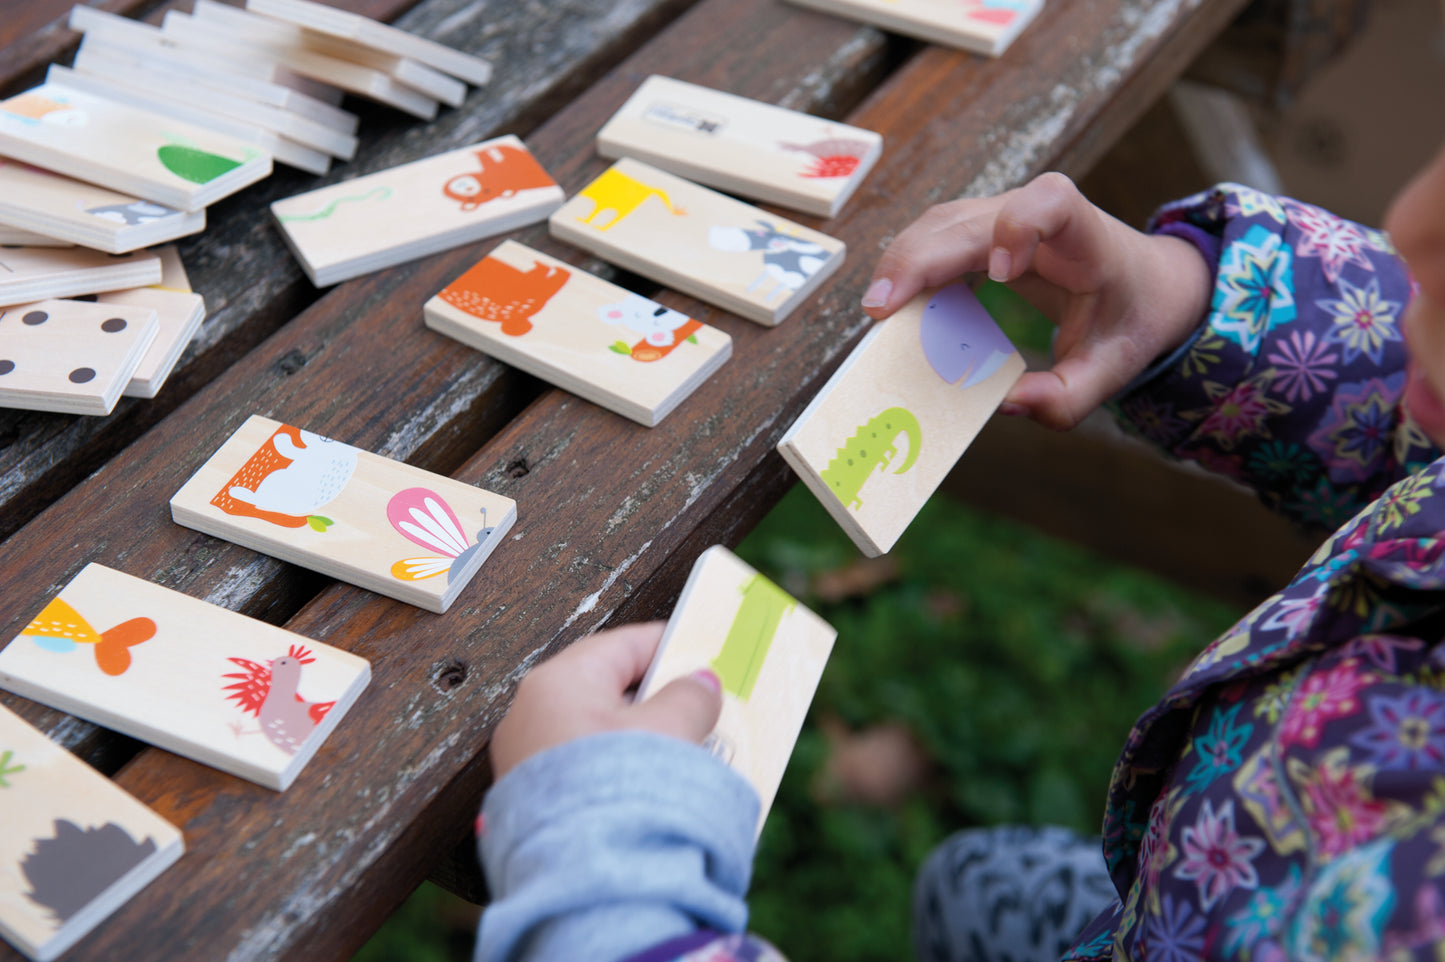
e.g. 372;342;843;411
22;598;154;677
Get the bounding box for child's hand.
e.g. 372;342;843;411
490;622;723;779
861;172;1212;430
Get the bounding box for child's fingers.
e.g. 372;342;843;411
989;172;1111;290
862;197;1002;318
631;669;724;745
1004;351;1123;431
555;621;668;694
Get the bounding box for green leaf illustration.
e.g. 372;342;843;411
307;515;334;532
0;749;23;788
687;334;698;344
609;341;631;355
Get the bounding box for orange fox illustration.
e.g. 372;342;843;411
438;255;571;337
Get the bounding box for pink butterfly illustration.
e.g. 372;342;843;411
387;487;497;582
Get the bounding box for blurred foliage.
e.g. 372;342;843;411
353;485;1240;962
738;486;1239;962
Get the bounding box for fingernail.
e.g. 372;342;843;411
998;402;1027;417
861;278;892;309
988;248;1011;282
690;668;722;694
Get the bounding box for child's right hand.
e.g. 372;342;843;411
489;622;723;779
861;172;1212;430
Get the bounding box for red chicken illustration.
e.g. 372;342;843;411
222;644;334;755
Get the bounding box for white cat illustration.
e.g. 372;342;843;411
598;293;693;347
228;430;357;517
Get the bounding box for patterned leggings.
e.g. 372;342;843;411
912;825;1119;962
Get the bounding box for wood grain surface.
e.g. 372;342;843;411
0;0;1251;957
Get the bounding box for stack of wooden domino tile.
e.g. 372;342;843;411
0;0;491;417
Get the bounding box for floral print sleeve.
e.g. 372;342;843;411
1112;183;1435;530
1068;189;1445;960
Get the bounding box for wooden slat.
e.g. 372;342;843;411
0;0;890;956
0;0;1250;958
0;0;698;543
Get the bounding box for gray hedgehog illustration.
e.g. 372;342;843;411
22;819;158;923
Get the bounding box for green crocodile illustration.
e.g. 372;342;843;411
711;573;797;702
820;406;922;511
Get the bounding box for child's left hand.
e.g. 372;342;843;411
489;622;724;778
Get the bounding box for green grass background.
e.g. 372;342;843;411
354;470;1242;961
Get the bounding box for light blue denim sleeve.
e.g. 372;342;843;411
476;730;762;962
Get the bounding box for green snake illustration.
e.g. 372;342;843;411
276;186;394;223
711;573;796;702
820;406;922;511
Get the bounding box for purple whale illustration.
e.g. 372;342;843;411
918;283;1017;388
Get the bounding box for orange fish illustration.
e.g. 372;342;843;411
22;598;154;676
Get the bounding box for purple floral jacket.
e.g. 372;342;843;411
1062;183;1438;960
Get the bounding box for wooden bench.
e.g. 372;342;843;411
0;0;1271;957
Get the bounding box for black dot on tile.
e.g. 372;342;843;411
69;368;96;384
22;311;48;325
0;360;13;375
101;318;127;333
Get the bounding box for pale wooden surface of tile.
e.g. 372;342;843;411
0;246;161;308
66;11;360;134
0;160;204;255
0;703;183;962
0;300;159;416
778;283;1026;556
161;11;439;120
424;240;732;426
190;0;465;107
0;82;272;212
637;545;835;828
783;0;1044;55
170;415;518;613
72;44;359;160
597;75;882;217
0;563;370;792
273;136;563;286
550;158;846;326
246;0;494;87
98;246;207;399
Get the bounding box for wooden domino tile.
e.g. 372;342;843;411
66;8;361;136
190;0;465;108
597;75;882;218
549;158;846;326
0;702;183;962
0;563;370;792
0;81;272;213
97;245;208;399
246;0;495;87
636;545;835;830
272;136;564;286
424;240;732;426
0;159;204;255
0;299;160;416
160;11;439;121
783;0;1045;56
170;415;518;613
777;282;1026;556
0;246;161;308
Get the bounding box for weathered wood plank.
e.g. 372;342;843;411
0;0;891;955
0;0;700;544
0;2;1253;959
